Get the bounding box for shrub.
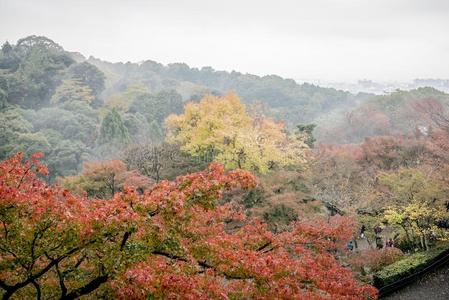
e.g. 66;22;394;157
242;186;266;208
350;248;404;273
263;203;299;232
374;242;449;288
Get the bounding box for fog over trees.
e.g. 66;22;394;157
1;1;449;299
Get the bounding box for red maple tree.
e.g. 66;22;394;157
0;153;376;299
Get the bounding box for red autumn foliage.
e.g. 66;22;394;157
59;159;153;198
0;153;377;299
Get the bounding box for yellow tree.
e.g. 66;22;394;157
381;168;448;250
384;201;442;251
165;92;308;173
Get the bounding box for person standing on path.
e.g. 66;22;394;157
374;224;383;249
347;240;354;251
360;225;366;239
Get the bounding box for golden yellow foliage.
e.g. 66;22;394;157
165;92;308;173
381;168;449;250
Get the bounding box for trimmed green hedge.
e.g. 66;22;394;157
373;243;449;288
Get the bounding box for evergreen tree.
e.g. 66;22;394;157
99;109;130;146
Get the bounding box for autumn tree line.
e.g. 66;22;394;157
2;35;449;298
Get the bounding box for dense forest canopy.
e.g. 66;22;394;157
3;36;447;180
2;35;449;299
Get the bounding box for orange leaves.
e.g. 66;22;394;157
0;151;139;243
279;216;356;253
0;153;376;299
29;152;49;175
225;168;258;190
116;257;228;300
60;159;153;198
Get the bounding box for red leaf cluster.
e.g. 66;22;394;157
0;153;376;299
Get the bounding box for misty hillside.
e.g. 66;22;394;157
2;3;449;297
316;87;449;144
79;52;449;145
2;35;449;181
82;54;368;127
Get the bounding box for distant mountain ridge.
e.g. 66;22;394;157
68;53;370;128
69;48;449;144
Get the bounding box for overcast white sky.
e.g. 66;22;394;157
1;0;449;81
